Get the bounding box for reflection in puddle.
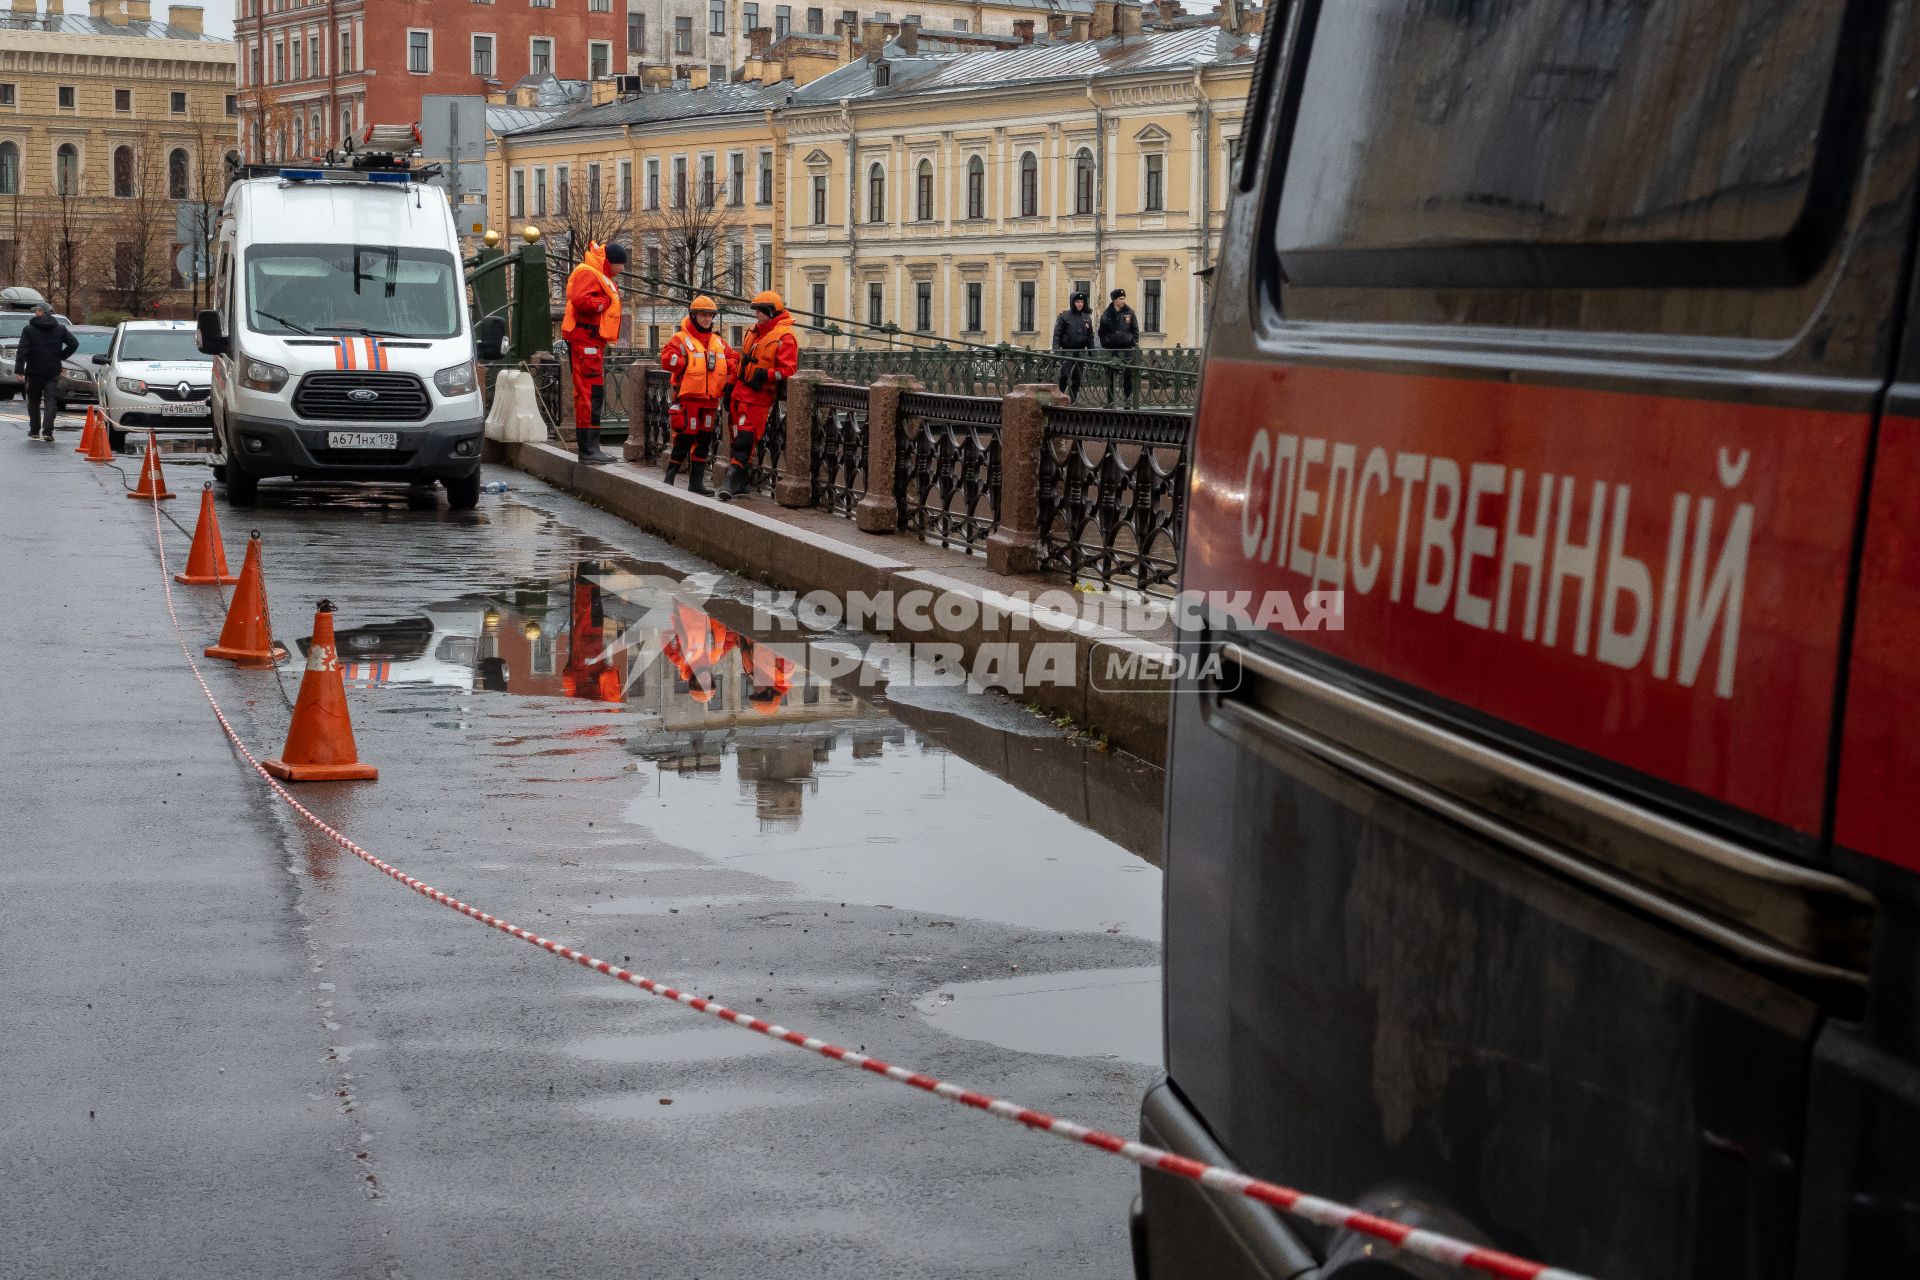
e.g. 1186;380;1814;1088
914;967;1161;1067
564;1027;779;1064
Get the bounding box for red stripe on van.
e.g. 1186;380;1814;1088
1184;358;1870;836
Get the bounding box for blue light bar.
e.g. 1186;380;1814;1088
279;167;324;181
366;171;411;184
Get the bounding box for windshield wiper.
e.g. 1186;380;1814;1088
318;324;411;338
256;310;311;335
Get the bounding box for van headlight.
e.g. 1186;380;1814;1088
116;376;150;395
241;358;289;392
433;361;477;396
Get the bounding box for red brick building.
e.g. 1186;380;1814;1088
235;0;625;162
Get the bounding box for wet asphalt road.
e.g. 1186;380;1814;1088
0;404;1166;1279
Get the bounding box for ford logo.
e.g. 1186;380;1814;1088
346;388;380;402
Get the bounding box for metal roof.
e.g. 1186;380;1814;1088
486;104;570;136
792;27;1248;105
0;12;229;41
504;80;794;138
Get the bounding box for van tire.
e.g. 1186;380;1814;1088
443;472;481;510
225;460;259;507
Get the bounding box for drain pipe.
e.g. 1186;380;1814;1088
1085;76;1105;293
842;98;860;341
1194;66;1212;333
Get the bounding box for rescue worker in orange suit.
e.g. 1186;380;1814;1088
738;636;797;714
660;600;739;705
659;296;736;495
559;563;624;702
561;240;628;466
719;291;801;502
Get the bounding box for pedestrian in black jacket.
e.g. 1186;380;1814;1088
1051;292;1096;402
13;305;78;442
1097;288;1141;406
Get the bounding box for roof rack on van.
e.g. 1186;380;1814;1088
234;122;443;187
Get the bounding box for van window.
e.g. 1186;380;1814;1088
1271;0;1856;298
245;244;461;339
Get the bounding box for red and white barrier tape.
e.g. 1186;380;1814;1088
139;485;1595;1280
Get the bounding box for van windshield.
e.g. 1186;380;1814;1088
119;330;208;362
245;244;461;339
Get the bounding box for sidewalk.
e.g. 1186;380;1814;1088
490;440;1177;764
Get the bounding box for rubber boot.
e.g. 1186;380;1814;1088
663;460;681;486
686;462;712;496
577;428;612;466
717;464;750;502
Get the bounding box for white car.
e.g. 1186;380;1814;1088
94;320;214;450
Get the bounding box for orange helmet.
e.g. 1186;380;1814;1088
748;687;786;715
751;290;782;311
689;295;718;314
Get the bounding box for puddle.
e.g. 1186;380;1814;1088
579;1086;816;1120
296;555;1166;933
564;1027;779;1064
914;967;1162;1067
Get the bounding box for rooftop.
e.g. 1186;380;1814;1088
0;11;227;42
502;79;794;138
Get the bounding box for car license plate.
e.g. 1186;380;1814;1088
161;402;210;417
328;431;398;449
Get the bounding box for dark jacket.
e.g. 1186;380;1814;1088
13;313;78;382
1098;302;1140;350
1052;295;1096;351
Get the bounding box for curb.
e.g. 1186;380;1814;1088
491;440;1173;765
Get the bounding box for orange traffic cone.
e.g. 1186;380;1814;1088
83;414;116;463
175;483;240;585
263;601;378;783
75;407;100;454
127;430;176;500
205;533;279;664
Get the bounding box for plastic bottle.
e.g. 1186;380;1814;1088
481;480;509;494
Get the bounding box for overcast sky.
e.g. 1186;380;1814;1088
195;0;235;37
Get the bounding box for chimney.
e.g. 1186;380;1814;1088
166;3;201;32
125;0;150;21
1012;17;1034;42
860;18;886;60
688;64;711;88
11;0;35;17
591;78;618;105
837;19;857;63
895;15;916;54
1069;14;1091;39
46;0;65;15
1117;1;1142;35
1089;0;1117;38
1242;2;1265;34
642;64;674;90
1045;12;1068;38
749;25;773;55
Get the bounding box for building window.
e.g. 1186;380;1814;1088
964;281;981;331
292;34;303;79
472;34;494;76
709;62;726;84
758;238;773;290
914;281;931;331
710;0;725;34
914;159;932;221
556;164;570;214
1018;151;1037;217
728;237;744;294
113;145;135;198
1142;278;1162;333
0;83;14;108
775;4;791;36
1073;147;1094;216
618;158;632;211
1017;280;1035;332
0;142;17;196
339;26;351;72
646;244;661;285
674;16;693;52
227;93;238;115
341;106;353;144
811;173;827;224
744;2;758;30
699;154;715;208
533;166;547;216
729;152;744;206
115;88;132;112
1073;277;1090;300
628;10;645;54
1143;152;1163;212
530;36;553;75
966;155;984;219
407;29;431;73
589;40;611;78
587;163;601;210
510;167;525;216
645;158;660;209
867;161;884;223
170;90;188;114
952;17;967;30
531;0;553;6
671;156;687;208
806;6;823;32
867;281;883;329
810;282;827;322
55;143;78;196
168;148;189;199
757;151;774;205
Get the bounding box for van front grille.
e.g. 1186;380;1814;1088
292;371;431;422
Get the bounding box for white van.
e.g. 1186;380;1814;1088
197;160;485;508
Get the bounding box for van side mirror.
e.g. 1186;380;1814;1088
196;309;228;356
91;353;109;365
474;315;506;361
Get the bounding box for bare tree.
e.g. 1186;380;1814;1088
629;175;749;313
22;173;90;318
537;164;633;276
183;110;232;311
97;135;174;318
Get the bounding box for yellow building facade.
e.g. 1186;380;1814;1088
0;1;237;317
781;23;1253;349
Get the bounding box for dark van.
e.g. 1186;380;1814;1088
1139;3;1920;1277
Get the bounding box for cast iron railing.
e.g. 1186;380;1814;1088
748;398;785;497
810;383;870;517
638;367;673;461
799;346;1198;409
895;392;1001;555
1037;404;1191;595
